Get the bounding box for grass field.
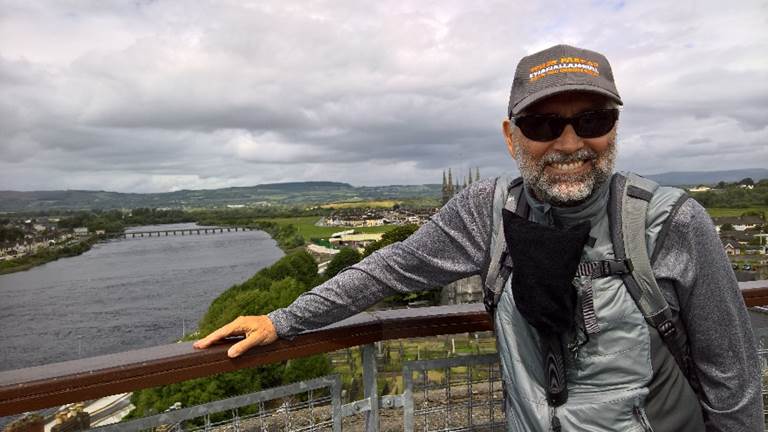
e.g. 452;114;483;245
705;207;768;218
256;216;398;240
319;200;400;209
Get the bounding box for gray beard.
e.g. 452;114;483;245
515;138;616;207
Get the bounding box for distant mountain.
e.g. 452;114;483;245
645;168;768;187
0;182;442;212
2;168;765;212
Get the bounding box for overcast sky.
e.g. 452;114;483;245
1;0;766;193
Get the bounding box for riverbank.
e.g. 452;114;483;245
0;237;96;275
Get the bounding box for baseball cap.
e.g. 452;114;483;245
508;44;623;117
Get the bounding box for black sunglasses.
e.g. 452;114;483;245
512;109;619;142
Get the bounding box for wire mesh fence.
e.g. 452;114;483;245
403;354;504;432
88;344;506;432
756;327;768;430
83;327;768;432
90;376;342;432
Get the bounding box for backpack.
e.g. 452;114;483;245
480;172;700;392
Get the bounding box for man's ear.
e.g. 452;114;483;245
502;119;517;160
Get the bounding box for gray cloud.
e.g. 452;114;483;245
0;0;766;192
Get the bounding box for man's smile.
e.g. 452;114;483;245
546;159;593;176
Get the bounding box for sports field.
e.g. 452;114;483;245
319;200;400;209
705;207;767;218
256;216;397;241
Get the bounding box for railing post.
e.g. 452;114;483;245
362;343;379;432
332;375;343;432
403;363;414;432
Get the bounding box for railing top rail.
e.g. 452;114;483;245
0;304;492;416
1;283;766;416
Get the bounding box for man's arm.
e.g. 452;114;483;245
267;178;496;338
653;198;763;431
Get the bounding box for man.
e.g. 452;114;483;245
195;45;762;430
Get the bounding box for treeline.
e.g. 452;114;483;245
0;225;24;243
55;208;194;233
195;216;306;251
125;251;331;422
250;221;305;250
692;179;768;208
194;206;327;223
0;237;95;274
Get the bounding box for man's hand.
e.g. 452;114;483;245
193;315;278;358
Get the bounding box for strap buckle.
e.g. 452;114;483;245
658;319;677;340
600;259;633;276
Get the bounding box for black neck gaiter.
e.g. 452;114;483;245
502;209;591;335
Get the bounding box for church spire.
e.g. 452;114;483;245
441;170;450;205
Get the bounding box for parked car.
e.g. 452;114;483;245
742;264;753;271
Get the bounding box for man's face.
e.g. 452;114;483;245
502;92;617;206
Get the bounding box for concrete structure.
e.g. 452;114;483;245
441;275;484;305
330;229;355;238
329;233;383;249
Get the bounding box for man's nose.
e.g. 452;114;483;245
552;124;583;153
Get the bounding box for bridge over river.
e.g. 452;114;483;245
117;226;252;239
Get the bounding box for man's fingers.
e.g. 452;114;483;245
193;320;240;349
228;330;269;358
193;315;278;356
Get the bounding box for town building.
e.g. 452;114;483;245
688;185;712;192
722;238;741;256
713;215;764;232
328;233;384;250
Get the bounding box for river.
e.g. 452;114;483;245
0;223;283;373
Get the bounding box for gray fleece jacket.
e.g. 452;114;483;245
268;176;763;431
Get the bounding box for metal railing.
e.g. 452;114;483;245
1;283;767;431
90;345;504;432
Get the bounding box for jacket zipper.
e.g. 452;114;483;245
633;406;654;432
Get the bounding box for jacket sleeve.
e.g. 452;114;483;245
653;198;763;432
268;178;495;338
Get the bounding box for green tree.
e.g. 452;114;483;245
739;177;755;186
362;224;419;257
198;251;318;334
359;224;439;306
128;250;332;422
324;248;362;279
720;223;734;231
0;226;24;243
